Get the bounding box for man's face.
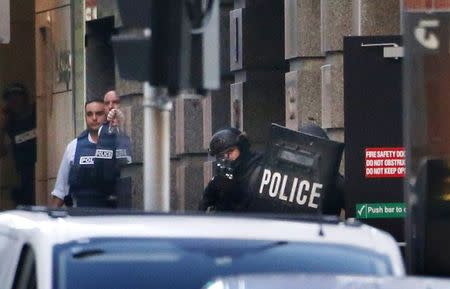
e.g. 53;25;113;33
217;146;241;161
103;91;120;114
85;102;105;132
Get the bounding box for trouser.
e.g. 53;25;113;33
71;186;117;208
12;165;35;206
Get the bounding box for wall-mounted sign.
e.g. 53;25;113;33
85;0;97;21
365;147;406;178
0;0;10;44
356;202;406;219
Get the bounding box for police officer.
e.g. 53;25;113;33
199;127;262;212
299;123;345;216
0;83;36;206
94;91;132;207
100;90;131;166
51;99;109;207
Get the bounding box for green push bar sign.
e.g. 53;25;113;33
356;202;406;219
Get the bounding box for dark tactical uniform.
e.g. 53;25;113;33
199;128;262;212
7;107;36;205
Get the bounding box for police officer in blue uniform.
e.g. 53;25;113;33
0;83;36;206
51;99;110;207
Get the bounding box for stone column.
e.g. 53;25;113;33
230;0;286;150
320;0;351;145
172;96;207;210
352;0;400;36
285;0;324;131
202;1;235;200
203;1;234;149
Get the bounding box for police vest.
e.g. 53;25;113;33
68;130;98;189
95;125;118;183
69;130;112;207
116;133;132;165
95;125;132;183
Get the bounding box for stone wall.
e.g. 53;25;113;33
285;0;400;173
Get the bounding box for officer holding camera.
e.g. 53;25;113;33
199;127;262;212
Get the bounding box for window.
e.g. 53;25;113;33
12;245;36;289
53;237;392;289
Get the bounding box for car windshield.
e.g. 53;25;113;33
53;237;392;289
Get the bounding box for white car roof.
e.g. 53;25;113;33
0;209;406;289
0;209;405;276
0;209;392;246
0;209;398;253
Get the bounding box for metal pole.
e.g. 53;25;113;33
143;82;172;211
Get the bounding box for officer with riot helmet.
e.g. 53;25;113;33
299;123;345;216
0;83;36;206
199;127;262;212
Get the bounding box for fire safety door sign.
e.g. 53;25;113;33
365;147;405;178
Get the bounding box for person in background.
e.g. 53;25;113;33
95;90;132;207
0;83;36;206
299;123;345;216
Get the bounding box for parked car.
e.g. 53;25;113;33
0;207;405;289
204;273;450;289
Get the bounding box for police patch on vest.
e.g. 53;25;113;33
14;129;36;144
95;149;113;159
115;149;127;158
259;169;322;209
116;148;132;163
79;156;95;165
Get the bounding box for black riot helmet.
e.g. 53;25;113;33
299;123;329;140
209;127;250;156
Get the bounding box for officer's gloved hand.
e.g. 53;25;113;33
211;176;235;197
210;158;236;192
215;158;234;180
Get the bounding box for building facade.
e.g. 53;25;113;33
0;0;407;210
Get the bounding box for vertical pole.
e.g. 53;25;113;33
143;82;172;211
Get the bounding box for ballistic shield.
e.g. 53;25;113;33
248;124;344;214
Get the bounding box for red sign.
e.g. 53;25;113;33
404;0;450;10
365;147;405;178
86;0;97;8
85;0;97;21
